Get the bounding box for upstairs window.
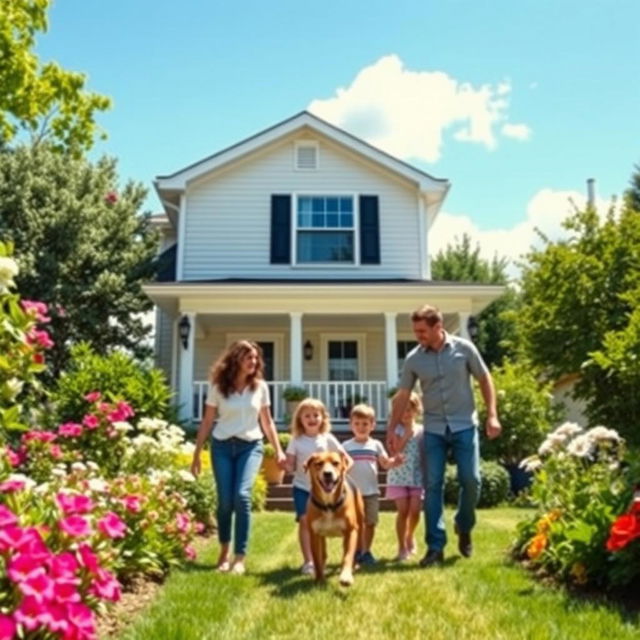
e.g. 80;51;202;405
296;195;354;264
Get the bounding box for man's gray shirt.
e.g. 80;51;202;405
399;333;489;435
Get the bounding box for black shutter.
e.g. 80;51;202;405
359;195;380;264
270;194;291;264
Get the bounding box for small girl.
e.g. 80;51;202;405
385;391;424;561
284;398;350;575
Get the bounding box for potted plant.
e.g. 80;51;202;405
261;432;292;485
282;385;308;416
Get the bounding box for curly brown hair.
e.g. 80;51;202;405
209;340;264;398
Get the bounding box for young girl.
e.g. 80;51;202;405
385;391;424;561
284;398;351;575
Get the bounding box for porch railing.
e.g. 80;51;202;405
192;380;390;425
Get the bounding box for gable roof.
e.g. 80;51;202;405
154;111;450;202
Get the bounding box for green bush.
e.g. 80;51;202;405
49;343;174;426
477;359;565;465
444;459;510;508
264;431;292;458
252;471;267;511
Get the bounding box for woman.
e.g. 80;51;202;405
191;340;285;574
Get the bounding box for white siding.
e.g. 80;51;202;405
182;134;422;280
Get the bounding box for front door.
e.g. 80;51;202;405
257;341;274;381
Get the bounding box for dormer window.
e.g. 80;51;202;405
294;141;318;170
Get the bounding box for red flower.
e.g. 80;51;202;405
606;513;640;552
104;191;118;204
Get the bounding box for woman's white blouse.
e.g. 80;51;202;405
205;379;270;442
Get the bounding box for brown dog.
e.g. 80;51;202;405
304;451;365;586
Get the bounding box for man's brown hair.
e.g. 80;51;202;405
410;304;443;327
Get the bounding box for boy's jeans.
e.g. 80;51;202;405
423;426;481;552
211;437;264;556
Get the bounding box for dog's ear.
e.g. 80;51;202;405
304;453;319;472
340;451;349;472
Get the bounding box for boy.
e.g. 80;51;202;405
343;403;403;565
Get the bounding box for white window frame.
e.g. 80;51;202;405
293;140;319;171
291;192;360;268
226;332;285;380
320;333;367;380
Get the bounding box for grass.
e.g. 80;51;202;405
120;508;639;640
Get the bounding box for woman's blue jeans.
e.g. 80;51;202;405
210;437;264;556
423;426;481;552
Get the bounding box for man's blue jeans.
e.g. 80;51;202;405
423;426;481;552
211;437;264;556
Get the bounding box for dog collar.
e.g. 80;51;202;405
311;490;346;512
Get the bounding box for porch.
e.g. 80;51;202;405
192;379;389;427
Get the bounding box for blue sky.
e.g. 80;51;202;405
38;0;640;272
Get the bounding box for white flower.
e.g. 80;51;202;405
51;468;67;478
4;378;23;400
88;478;108;493
553;422;584;439
113;421;133;433
86;461;100;472
0;256;19;292
585;426;621;443
181;442;196;455
138;417;167;433
177;469;196;483
519;455;543;472
35;482;51;494
567;434;594;458
71;462;87;473
7;473;35;490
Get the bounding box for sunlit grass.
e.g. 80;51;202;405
120;508;639;640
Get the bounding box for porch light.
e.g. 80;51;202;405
178;315;191;349
467;315;479;342
303;340;313;361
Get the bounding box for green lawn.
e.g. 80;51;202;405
120;509;639;640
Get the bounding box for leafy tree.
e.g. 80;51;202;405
516;190;640;444
431;233;519;367
0;144;159;377
626;163;640;212
0;0;111;155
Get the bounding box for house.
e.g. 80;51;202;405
143;111;503;427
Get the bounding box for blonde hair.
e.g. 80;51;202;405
350;403;375;422
393;390;423;415
290;398;332;437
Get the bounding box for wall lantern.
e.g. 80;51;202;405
467;315;479;342
303;340;313;361
178;315;191;349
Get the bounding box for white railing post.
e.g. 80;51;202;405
384;312;398;388
289;312;303;385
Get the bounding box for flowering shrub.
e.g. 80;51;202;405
513;422;639;587
0;242;53;439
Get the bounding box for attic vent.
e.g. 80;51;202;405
295;143;318;170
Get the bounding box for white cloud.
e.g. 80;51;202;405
429;188;616;279
308;54;530;163
501;123;532;140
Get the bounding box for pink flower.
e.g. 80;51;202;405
97;512;127;539
84;391;102;403
26;328;54;349
18;570;55;603
40;602;69;634
16;527;51;562
89;568;121;602
13;596;43;631
5;446;20;467
50;444;63;459
195;521;205;533
7;553;43;582
0;478;25;493
104;191;118;204
22;430;57;443
107;408;127;423
59;516;92;538
82;414;100;430
121;494;143;513
58;422;83;437
76;543;100;574
176;512;191;533
117;401;135;419
21;300;51;323
0;525;27;551
53;577;82;603
65;602;96;639
56;493;94;516
0;504;18;528
0;614;16;640
184;544;196;560
49;552;79;578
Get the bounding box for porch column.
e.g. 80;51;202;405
384;312;398;387
178;312;196;422
458;312;471;340
289;312;303;385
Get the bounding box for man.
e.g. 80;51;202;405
386;305;501;566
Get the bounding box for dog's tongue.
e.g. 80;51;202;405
320;479;336;493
